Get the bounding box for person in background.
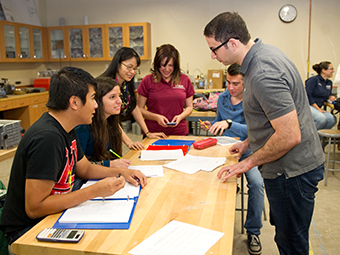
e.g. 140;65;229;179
200;63;264;255
74;77;140;190
137;44;195;135
305;61;336;130
100;47;166;148
204;12;324;255
0;67;146;254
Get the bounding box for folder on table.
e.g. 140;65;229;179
151;139;195;147
53;180;141;229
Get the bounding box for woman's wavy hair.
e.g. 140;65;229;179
151;44;181;85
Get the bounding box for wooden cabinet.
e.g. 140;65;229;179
0;21;47;62
46;26;68;61
1;92;49;131
0;21;151;63
66;25;108;61
126;22;151;60
105;22;151;60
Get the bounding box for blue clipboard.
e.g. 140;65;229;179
151;139;195;147
53;185;141;229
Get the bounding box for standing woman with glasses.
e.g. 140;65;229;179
100;47;166;150
305;61;337;130
137;44;195;135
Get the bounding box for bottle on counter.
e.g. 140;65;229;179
204;80;208;89
209;79;213;89
198;74;205;89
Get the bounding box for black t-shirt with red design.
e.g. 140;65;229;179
0;112;84;234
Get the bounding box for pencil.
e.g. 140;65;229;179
109;149;122;159
198;119;209;129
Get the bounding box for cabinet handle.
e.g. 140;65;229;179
20;101;24;105
2;104;7;108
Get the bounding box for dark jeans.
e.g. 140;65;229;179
6;223;36;245
264;163;324;255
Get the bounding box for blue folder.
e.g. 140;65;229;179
151;139;195;147
53;185;141;229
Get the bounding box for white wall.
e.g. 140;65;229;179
1;0;340;85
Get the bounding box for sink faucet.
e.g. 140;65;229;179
192;68;202;89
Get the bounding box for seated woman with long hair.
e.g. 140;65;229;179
73;77;146;190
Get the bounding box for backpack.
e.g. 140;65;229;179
193;91;222;111
331;98;340;114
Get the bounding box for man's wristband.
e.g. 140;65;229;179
145;131;150;135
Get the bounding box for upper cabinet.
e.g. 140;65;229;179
0;21;47;62
126;23;151;61
46;26;68;61
0;21;150;62
105;22;151;61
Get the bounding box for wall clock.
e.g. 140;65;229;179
279;4;297;23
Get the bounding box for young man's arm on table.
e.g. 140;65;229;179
218;109;301;181
25;156;147;219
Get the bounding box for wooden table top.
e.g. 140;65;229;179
12;136;237;255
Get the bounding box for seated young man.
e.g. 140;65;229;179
0;67;146;253
200;63;264;255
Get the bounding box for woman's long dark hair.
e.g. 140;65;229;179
100;47;141;116
91;77;122;161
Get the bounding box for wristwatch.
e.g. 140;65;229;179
226;119;232;129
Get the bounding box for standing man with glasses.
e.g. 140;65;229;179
204;12;324;255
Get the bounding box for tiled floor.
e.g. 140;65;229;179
0;132;339;254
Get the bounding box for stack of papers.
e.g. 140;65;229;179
128;165;164;177
140;149;184;161
163;155;226;174
215;136;239;146
129;220;224;255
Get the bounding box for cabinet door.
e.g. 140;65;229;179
18;26;31;61
106;24;124;60
126;23;151;60
68;26;86;61
31;27;46;61
3;23;18;61
47;27;68;61
86;25;107;61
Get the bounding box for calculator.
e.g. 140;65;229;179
36;228;84;243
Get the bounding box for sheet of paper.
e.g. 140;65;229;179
129;220;224;255
163;155;226;174
81;181;140;199
215;136;239;146
140;149;184;161
129;165;164;177
59;200;134;223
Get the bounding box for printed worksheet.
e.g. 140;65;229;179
129;220;224;255
163;154;226;174
81;180;140;199
59;200;134;223
128;165;164;177
215;136;239;146
140;149;184;161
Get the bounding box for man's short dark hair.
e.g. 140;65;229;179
46;66;97;111
227;63;242;76
204;12;251;46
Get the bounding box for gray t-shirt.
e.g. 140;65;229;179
240;38;324;179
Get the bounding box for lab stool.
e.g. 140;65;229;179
235;174;267;234
318;129;340;186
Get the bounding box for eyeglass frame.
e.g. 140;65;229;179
121;62;139;72
211;37;240;55
327;67;334;70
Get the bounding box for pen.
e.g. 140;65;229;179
198;119;209;129
109;149;122;159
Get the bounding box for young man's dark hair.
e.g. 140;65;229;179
46;66;97;111
204;12;251;46
227;63;242;76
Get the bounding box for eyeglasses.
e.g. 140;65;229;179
328;67;334;70
121;62;139;72
211;37;240;55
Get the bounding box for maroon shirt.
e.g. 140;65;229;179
137;74;195;135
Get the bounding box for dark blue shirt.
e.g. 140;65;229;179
305;74;333;107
